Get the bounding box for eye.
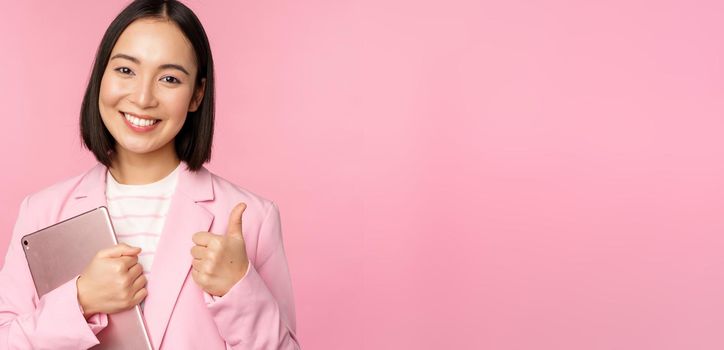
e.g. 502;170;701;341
114;67;133;75
162;76;181;84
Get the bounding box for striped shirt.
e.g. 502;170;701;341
105;163;180;281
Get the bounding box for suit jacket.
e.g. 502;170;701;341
0;163;300;349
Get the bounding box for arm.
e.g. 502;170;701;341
205;201;300;349
0;196;108;349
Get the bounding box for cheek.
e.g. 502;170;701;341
98;76;124;111
161;90;195;121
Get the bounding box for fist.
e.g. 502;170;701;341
77;243;147;317
190;202;250;297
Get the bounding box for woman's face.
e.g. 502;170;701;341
98;18;205;159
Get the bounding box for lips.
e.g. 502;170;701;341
119;111;161;132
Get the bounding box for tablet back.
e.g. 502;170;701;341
21;206;153;350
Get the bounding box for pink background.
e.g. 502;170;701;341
1;0;723;349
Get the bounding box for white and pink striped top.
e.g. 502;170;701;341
105;163;181;280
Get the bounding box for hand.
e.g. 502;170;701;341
191;202;250;297
76;243;147;317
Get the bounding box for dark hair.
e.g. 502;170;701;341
80;0;214;171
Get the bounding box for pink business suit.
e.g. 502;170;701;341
0;163;300;349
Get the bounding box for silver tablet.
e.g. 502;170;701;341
21;206;153;350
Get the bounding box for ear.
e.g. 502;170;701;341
188;78;206;112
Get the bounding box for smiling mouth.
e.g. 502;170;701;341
120;111;161;128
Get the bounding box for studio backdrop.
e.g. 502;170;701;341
1;1;723;349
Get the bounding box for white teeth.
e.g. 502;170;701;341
123;112;157;127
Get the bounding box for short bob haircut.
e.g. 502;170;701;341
80;0;214;171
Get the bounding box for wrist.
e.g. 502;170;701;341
76;276;95;318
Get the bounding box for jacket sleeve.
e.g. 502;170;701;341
204;201;300;349
0;195;108;349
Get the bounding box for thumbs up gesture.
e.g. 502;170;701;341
191;202;250;297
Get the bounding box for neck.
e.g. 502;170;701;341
108;143;181;185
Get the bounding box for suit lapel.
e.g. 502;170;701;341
61;163;109;222
142;164;215;348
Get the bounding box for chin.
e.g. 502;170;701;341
116;143;161;155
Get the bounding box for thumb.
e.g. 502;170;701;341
225;202;247;238
99;243;141;258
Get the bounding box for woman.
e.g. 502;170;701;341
0;1;300;349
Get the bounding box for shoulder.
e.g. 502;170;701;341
14;164;102;232
202;168;280;223
209;172;272;207
23;164;100;209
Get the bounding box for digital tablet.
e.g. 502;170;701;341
21;206;153;350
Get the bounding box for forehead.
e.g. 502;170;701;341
111;18;197;70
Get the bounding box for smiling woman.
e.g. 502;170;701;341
97;18;205;178
80;2;215;179
0;1;300;349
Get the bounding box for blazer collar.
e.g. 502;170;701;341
72;162;214;203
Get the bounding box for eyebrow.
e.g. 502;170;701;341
110;53;190;76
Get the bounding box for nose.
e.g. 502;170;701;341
128;76;158;109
